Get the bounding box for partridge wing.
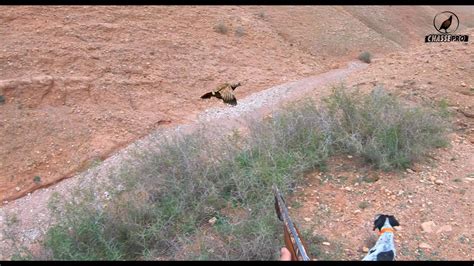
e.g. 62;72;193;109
201;83;228;99
220;87;237;105
215;83;230;93
201;91;214;99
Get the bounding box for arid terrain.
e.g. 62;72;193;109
0;6;473;260
293;38;474;260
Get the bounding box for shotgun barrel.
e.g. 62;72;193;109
273;185;311;261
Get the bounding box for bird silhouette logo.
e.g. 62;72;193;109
433;11;459;34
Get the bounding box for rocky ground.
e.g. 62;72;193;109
3;5;474;203
291;30;474;261
0;6;473;261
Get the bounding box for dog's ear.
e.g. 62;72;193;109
388;215;400;227
373;214;386;231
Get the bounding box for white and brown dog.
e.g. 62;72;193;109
363;214;400;261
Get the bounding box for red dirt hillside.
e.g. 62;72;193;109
0;6;473;202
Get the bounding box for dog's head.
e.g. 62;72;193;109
373;214;399;231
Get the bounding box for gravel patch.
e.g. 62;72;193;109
0;61;367;259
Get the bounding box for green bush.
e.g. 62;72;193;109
324;86;449;170
358;51;372;63
35;100;332;260
24;86;448;260
257;11;265;19
214;22;228;35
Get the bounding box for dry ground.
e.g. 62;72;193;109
2;5;474;202
292;36;473;260
0;6;473;261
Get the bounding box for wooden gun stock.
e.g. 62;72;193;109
273;185;311;261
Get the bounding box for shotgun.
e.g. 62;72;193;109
273;185;311;261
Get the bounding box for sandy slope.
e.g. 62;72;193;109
0;59;368;260
0;6;473;261
3;5;473;202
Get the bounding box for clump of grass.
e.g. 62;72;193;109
358;51;372;63
324;85;449;170
33;176;41;184
437;98;451;118
303;230;345;261
303;231;327;259
26;85;449;260
0;95;5;104
6;214;19;226
87;157;103;169
35;101;331;260
214;22;228;34
358;201;370;209
257;11;265;19
458;234;469;244
2;212;40;261
357;174;379;183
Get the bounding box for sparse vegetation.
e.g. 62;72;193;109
292;201;304;209
18;86;449;260
214;22;228;35
358;201;370;209
88;157;103;169
235;26;246;37
33;176;41;184
358;174;379;183
458;234;470;244
0;95;5;104
302;230;327;259
437;98;451;118
324;86;449;170
303;231;344;261
6;214;19;226
358;51;372;63
34;100;331;260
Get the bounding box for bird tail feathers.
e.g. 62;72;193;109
227;98;237;106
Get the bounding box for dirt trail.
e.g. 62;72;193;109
0;5;327;202
0;6;472;259
0;60;368;260
289;35;474;261
198;61;367;130
4;5;473;202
